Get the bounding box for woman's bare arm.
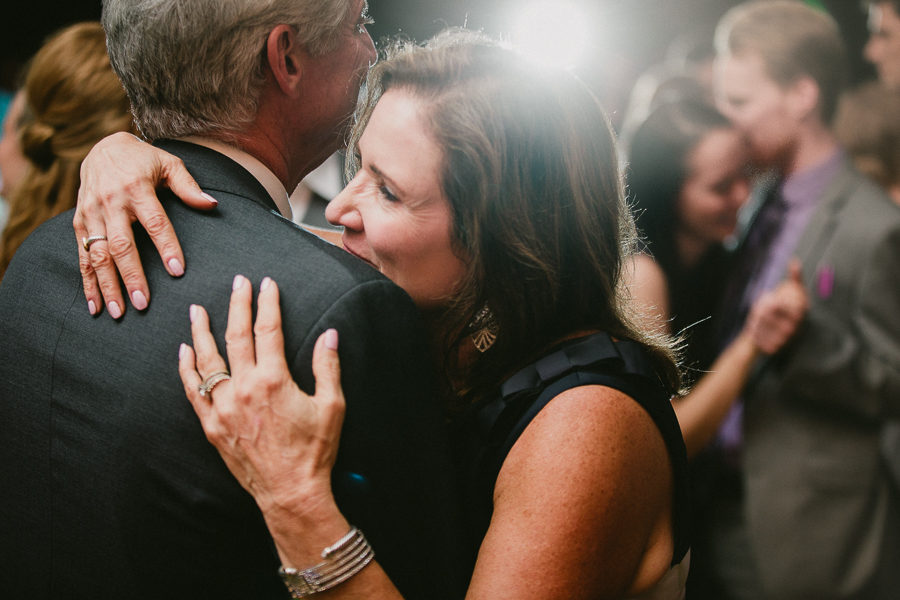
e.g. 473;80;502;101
628;255;808;458
671;332;758;457
672;260;808;457
468;385;675;600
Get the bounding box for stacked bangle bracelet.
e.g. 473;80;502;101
278;527;374;597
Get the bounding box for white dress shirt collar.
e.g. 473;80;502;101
179;136;293;220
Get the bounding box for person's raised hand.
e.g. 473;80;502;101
75;132;217;318
746;259;809;355
178;276;346;512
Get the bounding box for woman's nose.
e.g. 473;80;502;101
325;176;363;230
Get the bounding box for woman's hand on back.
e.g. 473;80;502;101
75;132;217;318
178;275;346;512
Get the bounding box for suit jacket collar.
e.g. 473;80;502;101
154;139;283;216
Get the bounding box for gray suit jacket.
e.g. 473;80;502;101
742;161;900;599
0;140;467;600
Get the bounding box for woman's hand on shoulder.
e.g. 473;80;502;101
75;132;217;319
469;385;674;600
178;275;346;513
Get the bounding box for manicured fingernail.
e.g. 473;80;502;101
179;343;187;360
109;301;122;319
190;304;197;323
132;290;148;311
168;258;184;277
261;277;271;291
88;300;97;315
201;192;218;206
325;328;339;350
233;274;245;291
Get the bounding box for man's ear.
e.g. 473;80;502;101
786;75;822;122
265;25;304;98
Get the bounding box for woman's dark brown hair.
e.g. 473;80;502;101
347;31;681;406
0;22;137;279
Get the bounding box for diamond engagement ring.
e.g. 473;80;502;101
82;236;108;252
198;370;231;397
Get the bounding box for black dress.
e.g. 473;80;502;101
450;332;691;573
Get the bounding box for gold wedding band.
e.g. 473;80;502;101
82;235;108;252
198;370;231;397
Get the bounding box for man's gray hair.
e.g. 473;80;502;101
103;0;351;141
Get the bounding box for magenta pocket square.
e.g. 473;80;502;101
816;264;835;299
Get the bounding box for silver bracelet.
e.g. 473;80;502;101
277;527;375;597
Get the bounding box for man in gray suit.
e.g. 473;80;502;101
704;2;900;599
0;1;466;599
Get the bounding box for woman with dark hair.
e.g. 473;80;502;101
70;33;805;600
0;22;137;280
627;101;741;364
626;100;807;458
626;99;808;599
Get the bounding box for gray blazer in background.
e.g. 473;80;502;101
742;161;900;600
0;140;467;600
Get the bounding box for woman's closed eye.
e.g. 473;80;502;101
378;185;399;202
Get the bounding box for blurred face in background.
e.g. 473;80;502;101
866;2;900;89
715;51;798;170
677;127;750;248
0;91;29;199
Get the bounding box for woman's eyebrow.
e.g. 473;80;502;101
368;162;407;197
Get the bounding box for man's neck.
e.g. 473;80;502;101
220;119;339;193
181;135;294;219
780;121;840;178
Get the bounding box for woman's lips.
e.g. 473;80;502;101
342;244;378;270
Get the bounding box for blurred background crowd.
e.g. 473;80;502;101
1;1;899;599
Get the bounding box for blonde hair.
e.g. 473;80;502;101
0;22;137;279
715;0;847;123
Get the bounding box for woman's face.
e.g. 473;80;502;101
0;91;29;199
677;127;750;246
325;89;468;310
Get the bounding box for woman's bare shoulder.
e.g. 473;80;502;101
466;385;674;600
625;253;671;334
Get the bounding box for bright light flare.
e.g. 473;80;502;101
510;1;591;70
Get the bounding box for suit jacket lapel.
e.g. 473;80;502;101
154;139;282;215
792;160;855;284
